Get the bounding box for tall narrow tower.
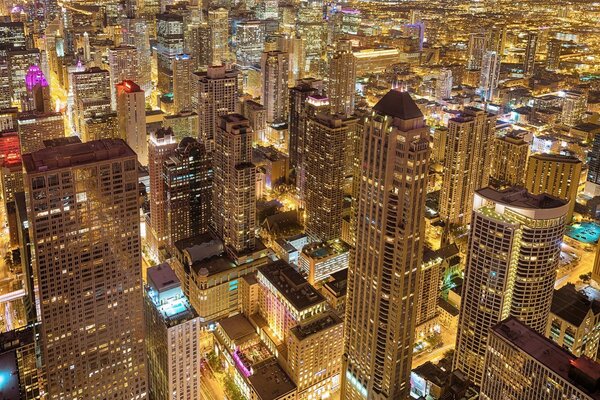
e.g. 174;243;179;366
523;31;538;76
343;90;430;399
116;80;147;165
328;39;356;115
261;50;289;124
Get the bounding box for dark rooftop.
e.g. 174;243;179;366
477;186;568;210
248;361;296;400
323;268;348;297
258;260;325;311
218;314;257;343
373;90;423;120
493;317;600;399
290;312;342;340
551;283;600;327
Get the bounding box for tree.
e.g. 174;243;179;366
580;272;592;283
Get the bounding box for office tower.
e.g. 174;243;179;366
213;114;256;254
235;20;265;67
17;112;64;154
523;31;539;76
491;133;529;186
562;90;588;126
304;113;353;242
184;18;210;70
343;90;430;399
439;107;495;226
328;39;356;115
435;68;453;101
0;21;26;49
486;25;506;55
546;38;563;71
172;54;192;112
72;67;111;134
525;153;581;221
481;317;600;400
546;283;600;359
156;13;184;94
148;128;178;252
6;49;41;105
208;8;229;66
297;5;327;77
261;50;289;124
163;138;212;245
288;79;321;170
191;65;239;148
587;132;600;198
0;324;46;399
116;80;148;165
21;65;51;113
243;100;267;143
163;111;199;142
145;263;201;400
23;139;147;399
454;187;568;386
479;50;501;101
82;112;120;142
298;239;349;284
466;33;486;70
108;45;139;108
121;18;152;93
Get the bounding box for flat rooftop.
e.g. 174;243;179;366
529;152;582;164
493;317;600;399
290;312;342;341
248;361;296;400
219;314;256;343
258;260;325;311
23;139;135;173
147;263;180;294
477;187;567;210
551;283;600;327
302;239;349;260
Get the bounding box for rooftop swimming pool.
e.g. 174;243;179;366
565;222;600;244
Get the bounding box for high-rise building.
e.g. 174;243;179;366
172;54;193;112
21;65;51;113
208;8;229;66
261;50;289;124
435;68;453;101
562;90;588;127
288;79;321;171
343;90;430;399
491;133;529;186
546;38;563;71
23;139;148;399
587;131;600;198
304;113;355;242
479;50;501;101
121;18;152;93
525;153;581;221
184;12;210;70
235;20;265;67
116;80;147;165
486;25;506;56
156;13;184;94
145;263;201;400
439;107;496;226
72;67;111;134
108;45;139;107
298;239;349;284
466;33;486;70
243;100;267;143
328;39;356;115
481;317;600;400
191;65;239;148
163;137;212;245
523;31;539;76
454;187;568;386
82;112;120;142
163;111;199;142
213;114;256;254
17;112;64;154
148;127;178;252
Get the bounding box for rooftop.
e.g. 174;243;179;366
302;239;349;260
147;263;180;294
23;139;135;173
529;152;582;164
373;90;423;120
551;283;600;327
290;312;342;341
218;314;257;343
477;186;568;210
258;260;325;311
248;361;296;400
493;317;600;399
323;268;348;296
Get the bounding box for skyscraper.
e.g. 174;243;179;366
163;137;212;245
466;33;486;70
343;90;430;399
562;90;588;127
148;127;178;253
108;45;139;108
156;13;184;94
17;112;64;154
546;38;563;71
454;187;568;386
191;65;239;148
208;8;229;66
116;80;147;165
525;153;582;222
491;133;529;187
261;50;289;124
23;139;148;399
213;114;256;254
21;65;51;113
435;68;453;101
304;113;355;242
479;50;501;101
328;39;356;115
235;20;265;67
72;67;111;134
523;31;539;76
172;54;193;112
439;107;496;226
288;79;321;171
121;18;152;93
